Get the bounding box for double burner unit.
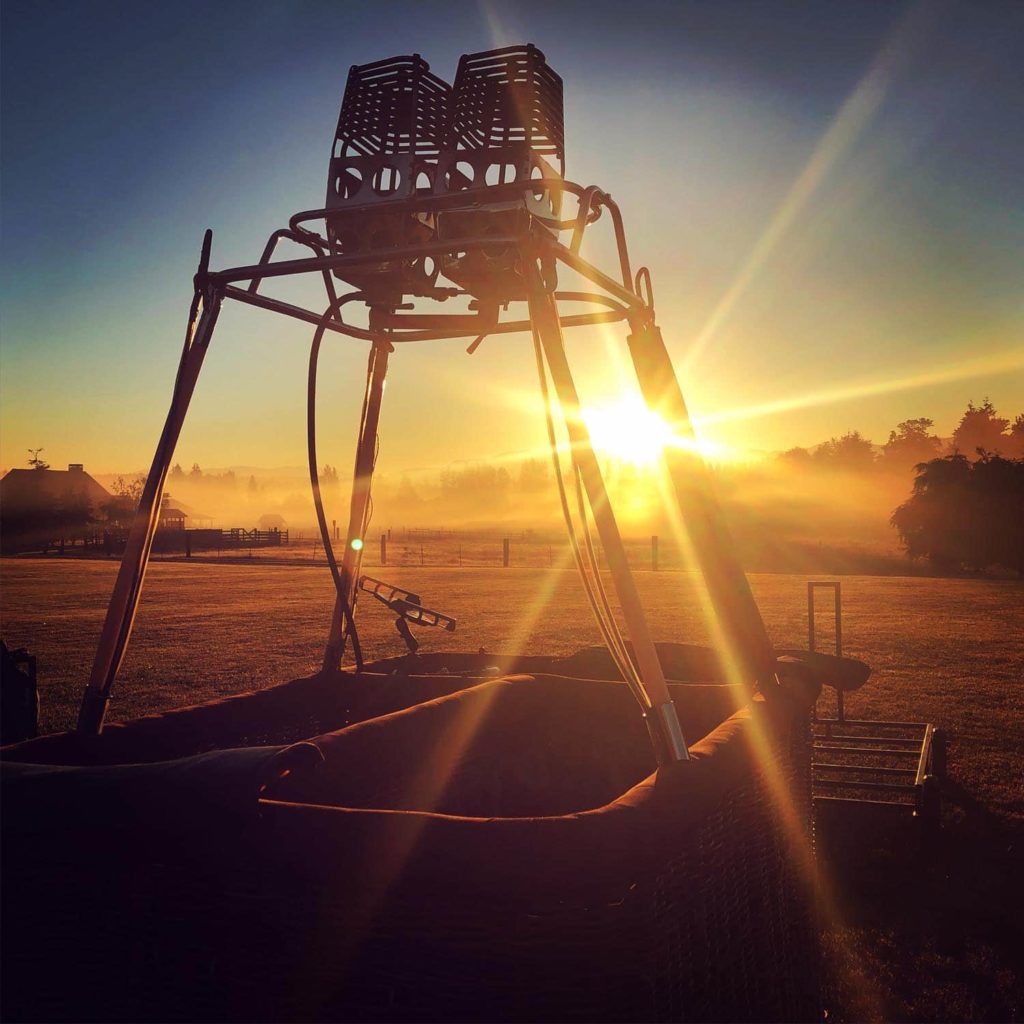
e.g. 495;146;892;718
326;47;563;304
78;45;779;764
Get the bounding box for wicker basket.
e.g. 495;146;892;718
1;651;819;1022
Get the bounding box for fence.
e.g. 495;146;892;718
102;527;289;557
135;529;677;571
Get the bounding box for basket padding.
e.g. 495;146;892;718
0;670;475;765
284;673;741;816
1;644;746;768
253;692;816;1022
1;743;322;837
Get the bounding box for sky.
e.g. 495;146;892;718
2;0;1022;477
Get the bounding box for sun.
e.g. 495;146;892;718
581;396;725;467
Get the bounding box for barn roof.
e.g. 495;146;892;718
160;496;212;521
0;466;111;512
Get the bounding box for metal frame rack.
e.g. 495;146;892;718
808;581;945;831
75;45;784;765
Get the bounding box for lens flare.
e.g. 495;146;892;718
582;396;727;467
681;3;931;374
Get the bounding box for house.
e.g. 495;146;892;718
158;497;188;531
158;495;213;530
0;464;112;552
257;513;288;531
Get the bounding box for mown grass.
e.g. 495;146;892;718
2;558;1022;1021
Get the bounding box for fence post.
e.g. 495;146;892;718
931;728;947;778
380;533;387;566
185;531;192;558
502;537;510;567
651;535;659;571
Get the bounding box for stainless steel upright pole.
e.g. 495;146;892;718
525;258;687;762
626;318;777;694
323;336;391;671
78;292;222;734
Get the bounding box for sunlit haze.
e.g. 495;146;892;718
583;397;725;467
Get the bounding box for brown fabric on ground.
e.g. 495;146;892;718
775;648;871;690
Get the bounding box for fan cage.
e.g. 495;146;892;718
448;44;564;166
334;54;451;159
327;54;451;214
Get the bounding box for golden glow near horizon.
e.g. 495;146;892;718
582;396;728;468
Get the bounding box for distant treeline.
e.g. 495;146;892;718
161;398;1024;498
9;398;1021;575
776;399;1024;474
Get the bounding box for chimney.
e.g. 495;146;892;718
68;464;84;473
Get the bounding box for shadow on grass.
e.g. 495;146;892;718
820;781;1022;1022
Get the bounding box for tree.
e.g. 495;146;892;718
439;463;512;499
891;453;1024;574
882;418;942;470
27;448;49;471
971;455;1024;573
951;398;1010;458
1009;414;1024;459
113;475;145;502
395;476;422;507
776;446;813;472
812;431;876;472
517;458;550;492
55;488;94;540
102;475;145;526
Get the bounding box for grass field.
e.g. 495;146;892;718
2;557;1022;1021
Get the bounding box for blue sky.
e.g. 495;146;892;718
2;0;1022;473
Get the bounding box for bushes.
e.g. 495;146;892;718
891;453;1024;574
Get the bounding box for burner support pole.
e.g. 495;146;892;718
525;255;688;763
78;291;222;734
323;336;392;671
